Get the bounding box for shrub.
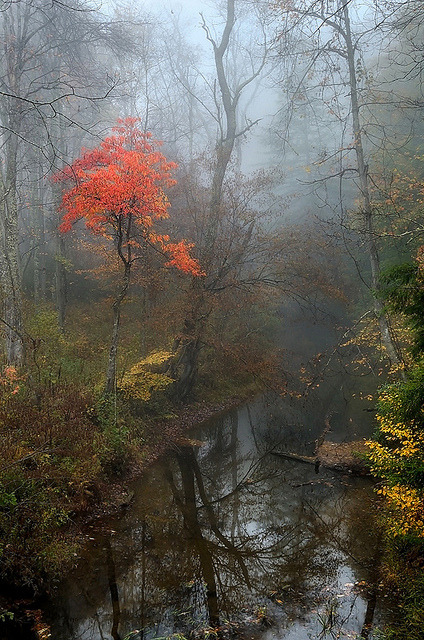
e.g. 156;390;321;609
367;361;424;540
119;350;174;405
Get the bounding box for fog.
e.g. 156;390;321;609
0;0;422;383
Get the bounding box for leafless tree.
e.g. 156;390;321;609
274;0;405;366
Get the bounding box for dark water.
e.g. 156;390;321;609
45;390;386;640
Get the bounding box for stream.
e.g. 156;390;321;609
44;389;389;640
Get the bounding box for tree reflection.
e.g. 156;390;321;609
160;410;326;628
104;538;121;640
48;399;381;640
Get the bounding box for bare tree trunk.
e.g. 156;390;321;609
342;3;402;366
1;196;24;365
55;235;68;330
105;241;131;396
105;301;122;397
0;2;32;365
51;110;69;330
33;158;47;304
171;321;203;401
174;0;262;400
0;120;24;365
52;173;68;330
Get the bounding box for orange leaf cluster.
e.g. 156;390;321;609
54;118;203;276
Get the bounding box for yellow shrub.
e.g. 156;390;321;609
366;374;424;540
119;351;174;401
378;485;424;538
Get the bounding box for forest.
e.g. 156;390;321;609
0;0;423;638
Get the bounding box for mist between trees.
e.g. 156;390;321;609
0;0;424;623
1;0;422;375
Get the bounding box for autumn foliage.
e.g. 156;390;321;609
54;118;203;276
54;118;203;395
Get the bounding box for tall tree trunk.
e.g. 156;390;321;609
172;0;265;400
52;172;68;329
55;235;68;330
174;0;238;400
0;118;24;365
51;111;69;330
105;259;131;396
105;301;122;397
206;0;237;221
342;3;402;366
0;2;32;365
34;160;47;304
0;193;24;366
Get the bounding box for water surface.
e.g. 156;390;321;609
47;393;383;640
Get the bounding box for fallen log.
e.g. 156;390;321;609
271;439;370;475
271;451;316;465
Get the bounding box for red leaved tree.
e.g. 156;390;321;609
55;118;202;394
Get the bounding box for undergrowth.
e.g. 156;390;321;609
0;305;267;594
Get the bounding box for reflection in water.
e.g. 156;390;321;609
105;538;121;640
166;448;221;626
47;395;381;640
